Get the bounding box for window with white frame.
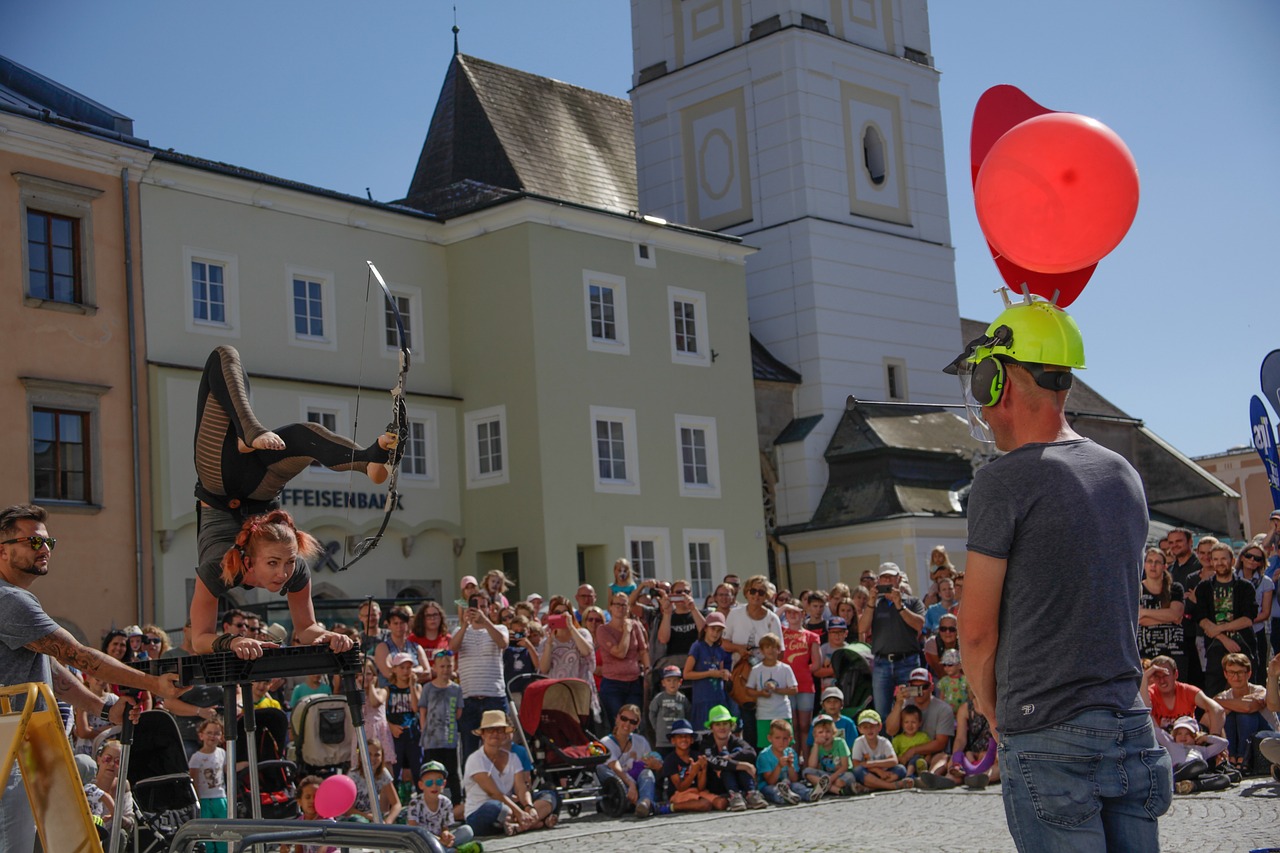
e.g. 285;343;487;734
192;260;226;324
584;271;629;354
683;528;724;602
625;526;670;582
183;247;239;336
465;405;509;488
305;408;340;468
287;266;335;349
590;406;639;494
384;293;413;352
668;286;709;366
402;412;438;485
675;414;721;498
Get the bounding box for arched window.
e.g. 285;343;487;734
863;124;887;186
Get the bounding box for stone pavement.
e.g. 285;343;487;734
481;782;1280;852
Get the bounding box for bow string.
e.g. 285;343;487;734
338;260;411;571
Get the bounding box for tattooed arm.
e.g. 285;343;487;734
27;628;183;703
49;658;142;727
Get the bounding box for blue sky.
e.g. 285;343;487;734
4;1;1277;459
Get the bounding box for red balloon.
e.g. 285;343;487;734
974;112;1139;274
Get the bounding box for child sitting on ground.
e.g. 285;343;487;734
663;718;725;812
804;714;854;799
405;760;479;853
698;705;766;811
890;705;933;778
755;719;813;805
936;649;969;714
1157;715;1232;794
850;709;912;791
649;666;693;757
746;634;798;749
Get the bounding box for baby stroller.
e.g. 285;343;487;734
236;706;299;819
830;642;874;719
516;677;611;817
126;710;201;853
290;692;354;777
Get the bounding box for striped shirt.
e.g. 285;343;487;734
456;624;508;697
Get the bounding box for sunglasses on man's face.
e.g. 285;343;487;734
1;536;56;551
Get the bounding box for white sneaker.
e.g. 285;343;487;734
777;782;801;805
809;775;830;802
727;792;747;812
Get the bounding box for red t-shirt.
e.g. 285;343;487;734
1148;681;1199;731
782;628;821;693
409;632;451;653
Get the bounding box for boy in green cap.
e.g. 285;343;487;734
850;709;912;791
697;705;766;811
406;760;481;852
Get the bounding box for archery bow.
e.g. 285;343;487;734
337;260;411;571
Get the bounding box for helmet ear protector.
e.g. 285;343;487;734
969;353;1074;408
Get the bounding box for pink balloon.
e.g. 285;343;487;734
313;774;357;818
974;112;1139;274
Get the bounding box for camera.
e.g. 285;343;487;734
511;632;525;641
876;584;893;595
903;685;924;698
546;613;568;631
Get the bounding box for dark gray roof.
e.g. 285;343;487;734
751;335;802;384
153;150;437;220
0;54;145;145
776;415;822;445
785;401;978;532
959;317;1133;420
404;54;638;215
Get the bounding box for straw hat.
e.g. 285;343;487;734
472;709;513;735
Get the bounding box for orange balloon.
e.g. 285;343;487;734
974;112;1139;274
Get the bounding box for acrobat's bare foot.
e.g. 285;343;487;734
238;431;285;453
378;431;399;451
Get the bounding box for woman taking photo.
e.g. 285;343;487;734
1137;546;1186;675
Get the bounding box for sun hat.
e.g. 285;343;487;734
123;625;143;637
265;623;288;644
941;649;961;666
472;709;513;735
857;709;882;726
705;705;737;728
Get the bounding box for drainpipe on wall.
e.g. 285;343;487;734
121;168;145;623
769;532;792;593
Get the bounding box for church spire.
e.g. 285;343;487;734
452;6;460;55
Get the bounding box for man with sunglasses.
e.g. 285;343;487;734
0;504;184;852
948;299;1169;851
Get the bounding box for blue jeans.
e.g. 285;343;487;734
871;654;921;720
0;766;35;853
1224;711;1269;762
598;677;644;729
459;695;509;766
465;790;560;837
595;765;656;807
999;708;1172;853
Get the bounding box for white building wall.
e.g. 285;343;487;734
632;0;961;526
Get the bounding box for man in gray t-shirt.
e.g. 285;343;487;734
0;504;182;852
948;299;1170;851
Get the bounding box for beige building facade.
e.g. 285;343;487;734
1;61;156;641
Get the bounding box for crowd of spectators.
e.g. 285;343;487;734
68;518;1280;843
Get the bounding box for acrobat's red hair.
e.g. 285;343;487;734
220;509;321;587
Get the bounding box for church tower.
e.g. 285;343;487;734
630;1;963;527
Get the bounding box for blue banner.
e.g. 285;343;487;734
1262;349;1280;420
1249;395;1280;511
